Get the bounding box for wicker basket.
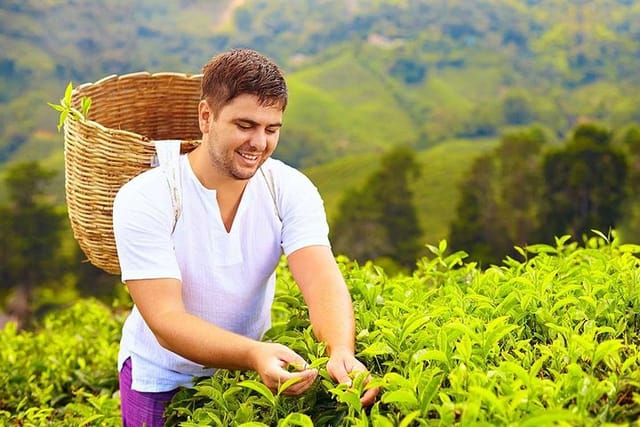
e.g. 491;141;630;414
63;72;203;275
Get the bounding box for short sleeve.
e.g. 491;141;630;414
271;161;331;255
112;172;182;282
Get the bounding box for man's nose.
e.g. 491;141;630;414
249;130;268;151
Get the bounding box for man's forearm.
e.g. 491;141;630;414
288;246;358;355
127;278;266;371
307;281;356;355
151;310;263;370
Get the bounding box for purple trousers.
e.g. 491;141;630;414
119;358;179;427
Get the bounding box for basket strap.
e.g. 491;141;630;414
259;166;281;222
154;140;182;232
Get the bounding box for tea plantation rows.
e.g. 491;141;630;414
2;235;640;426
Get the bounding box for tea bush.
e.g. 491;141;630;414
167;236;640;426
0;299;124;426
3;234;640;426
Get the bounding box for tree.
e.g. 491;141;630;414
389;58;427;85
330;186;391;264
502;91;535;126
494;127;546;246
71;242;122;303
331;145;424;271
614;125;640;242
449;153;505;266
540;123;628;241
0;161;67;327
449;127;546;266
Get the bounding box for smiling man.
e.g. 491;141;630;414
112;48;377;426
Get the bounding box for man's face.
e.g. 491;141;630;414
199;93;283;180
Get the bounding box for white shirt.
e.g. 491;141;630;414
113;155;330;392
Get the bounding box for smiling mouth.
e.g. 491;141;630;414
238;152;259;162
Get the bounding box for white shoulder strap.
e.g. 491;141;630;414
154;140;182;232
259;166;281;221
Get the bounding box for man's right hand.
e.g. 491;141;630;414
250;342;318;395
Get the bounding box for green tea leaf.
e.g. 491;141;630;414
330;385;363;411
590;229;610;242
619;244;640;254
64;81;73;102
46;103;65;112
58;110;69;132
397;411;420;427
359;340;394;357
47;81;91;133
593;339;623;368
277;376;303;395
381;389;419;407
400;314;428;342
383;372;413;389
525;243;557;254
550;297;580;314
237;380;275;406
518;409;580;426
80;415;104;424
278;412;314;427
81;96;92;117
412;349;448;365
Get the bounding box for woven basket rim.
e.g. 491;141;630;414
76;71;204;91
64;114;148;141
69;71;205;139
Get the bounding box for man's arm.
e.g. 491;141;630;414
126;278;318;394
287;245;379;405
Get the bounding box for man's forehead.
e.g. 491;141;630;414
220;94;284;122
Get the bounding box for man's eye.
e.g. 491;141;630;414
237;123;251;130
266;128;278;135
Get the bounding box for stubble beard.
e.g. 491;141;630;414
208;144;263;181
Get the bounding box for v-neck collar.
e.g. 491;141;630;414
183;155;254;235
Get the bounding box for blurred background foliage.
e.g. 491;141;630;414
1;0;640;323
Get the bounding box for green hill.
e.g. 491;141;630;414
303;138;498;248
3;0;640;170
2;0;640;241
281;51;418;167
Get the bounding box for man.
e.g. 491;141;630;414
113;48;378;426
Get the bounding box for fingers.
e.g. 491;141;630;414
326;356;352;385
278;368;318;395
327;355;366;385
263;366;318;395
359;379;380;406
256;343;318;395
255;343;379;403
327;354;380;406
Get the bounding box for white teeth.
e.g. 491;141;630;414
239;152;258;161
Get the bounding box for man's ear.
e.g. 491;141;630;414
198;100;212;133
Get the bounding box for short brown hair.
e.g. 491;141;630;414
201;48;288;117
